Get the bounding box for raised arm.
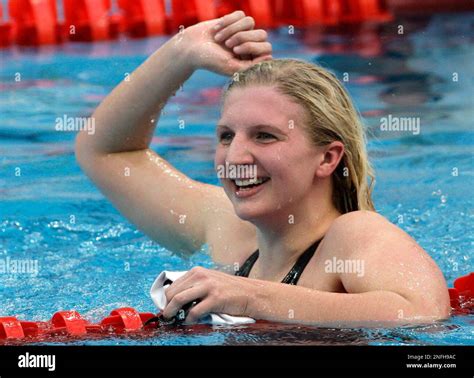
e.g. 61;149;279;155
75;11;271;258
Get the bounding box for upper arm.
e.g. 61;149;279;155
332;211;450;319
75;139;253;259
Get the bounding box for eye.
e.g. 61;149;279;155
218;131;233;144
256;132;276;141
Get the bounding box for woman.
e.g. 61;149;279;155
76;11;450;326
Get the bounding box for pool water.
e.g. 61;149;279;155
1;13;473;345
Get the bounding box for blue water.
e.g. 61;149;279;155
0;13;473;345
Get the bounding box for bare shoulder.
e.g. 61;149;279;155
331;210;392;235
327;209;437;267
324;210;450;318
323;210;397;257
328;210;418;252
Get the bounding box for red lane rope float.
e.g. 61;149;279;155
274;0;342;26
101;307;155;332
9;0;59;45
63;0;115;42
1;0;397;47
0;317;25;339
0;3;13;47
1;273;472;342
216;0;275;28
358;0;393;22
449;272;474;315
273;0;392;27
117;0;167;38
0;307;156;341
170;0;218;31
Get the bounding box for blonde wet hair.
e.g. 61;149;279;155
223;58;375;214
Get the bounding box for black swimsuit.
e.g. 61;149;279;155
234;236;324;285
145;236;324;328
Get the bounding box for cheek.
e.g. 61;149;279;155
214;147;226;169
266;150;315;185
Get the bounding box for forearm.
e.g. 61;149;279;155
247;280;422;326
78;35;194;155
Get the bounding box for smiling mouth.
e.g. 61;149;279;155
230;177;271;193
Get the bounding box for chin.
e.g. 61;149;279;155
232;203;274;222
233;205;259;221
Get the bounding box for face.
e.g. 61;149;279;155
215;85;326;221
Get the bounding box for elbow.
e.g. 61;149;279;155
429;290;452;321
75;131;89;169
409;289;451;322
75;130;100;172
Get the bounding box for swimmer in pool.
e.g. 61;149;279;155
75;11;450;326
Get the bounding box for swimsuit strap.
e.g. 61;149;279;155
234;236;324;286
235;250;259;278
281;237;323;285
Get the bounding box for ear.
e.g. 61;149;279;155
315;141;345;179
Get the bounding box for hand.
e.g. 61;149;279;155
162;266;257;323
176;10;273;76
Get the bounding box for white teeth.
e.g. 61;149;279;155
234;177;268;187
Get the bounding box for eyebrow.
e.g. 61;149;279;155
216;124;285;134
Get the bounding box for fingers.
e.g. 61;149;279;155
164;275;191;302
211;10;272;68
184;299;215;324
251;54;273;64
213;10;247;33
229;53;273;74
224;29;268;49
233;41;272;57
162;285;206;319
214;14;255;43
164;267;205;302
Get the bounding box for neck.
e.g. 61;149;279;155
251;184;341;281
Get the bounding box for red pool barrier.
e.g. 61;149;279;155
9;0;59;45
2;0;473;47
170;0;218;30
169;0;275;29
51;311;89;336
343;0;393;23
63;0;116;41
101;307;155;332
449;272;474;315
274;0;392;27
274;0;341;26
1;273;472;342
117;0;167;38
0;3;13;47
387;0;474;14
0;317;25;339
0;307;155;341
219;0;274;28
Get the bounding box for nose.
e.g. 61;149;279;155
225;134;254;166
